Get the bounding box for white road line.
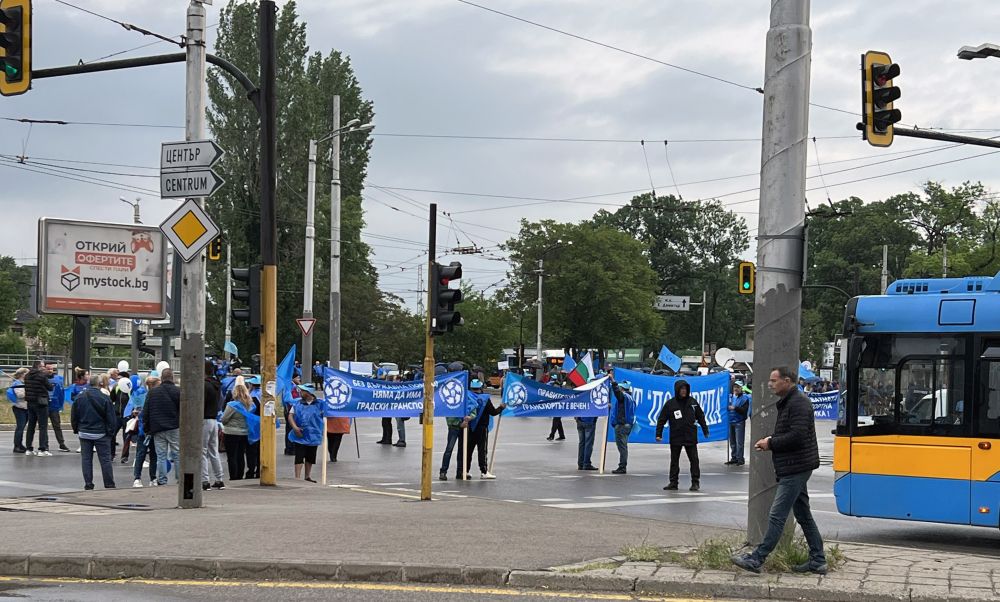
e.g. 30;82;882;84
584;495;620;500
543;495;750;509
375;482;410;486
533;498;572;502
630;494;662;498
513;477;540;480
552;475;581;479
502;499;524;504
628;473;653;477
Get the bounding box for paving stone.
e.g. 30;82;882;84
613;563;657;579
652;565;697;580
776;574;821;586
462;566;510;586
860;580;911;596
28;554;93;578
90;555;155;579
908;576;951;586
694;569;736;582
865;573;907;584
508;570;635;592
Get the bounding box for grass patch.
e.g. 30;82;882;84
618;535;847;573
562;561;621;573
620;542;670;562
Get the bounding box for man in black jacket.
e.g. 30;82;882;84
732;367;825;575
24;361;54;455
70;375;118;490
143;368;181;486
655;380;709;491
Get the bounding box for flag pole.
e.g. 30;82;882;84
320;417;329;485
488;413;502;474
598;408;610;474
353;418;360;458
461;426;468;480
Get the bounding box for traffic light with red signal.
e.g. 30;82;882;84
861;50;901;147
430;261;463;336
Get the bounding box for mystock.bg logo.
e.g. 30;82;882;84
60;265;81;291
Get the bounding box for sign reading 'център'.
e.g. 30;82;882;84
37;218;168;319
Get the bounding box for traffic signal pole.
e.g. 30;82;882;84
258;0;278;487
749;0;811;545
420;204;437;501
177;0;209;509
128;200;141;375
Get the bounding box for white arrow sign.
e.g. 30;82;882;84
654;295;690;311
296;318;316;336
160;169;225;199
161;140;225;171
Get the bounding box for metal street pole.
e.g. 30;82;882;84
700;290;707;364
178;0;209;508
420;203;437;501
224;242;232;354
302;139;317;385
123;198;141;375
748;0;811;545
258;0;279;486
329;94;342;371
880;244;888;293
535;258;543;363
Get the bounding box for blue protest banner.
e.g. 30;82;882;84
500;371;610;418
809;390;839;420
321;368;469;418
610;368;730;444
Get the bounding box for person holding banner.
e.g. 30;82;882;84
440;401;477;481
655;380;709;491
726;380;751;466
610;381;636;474
465;380;505;479
288;384;323;483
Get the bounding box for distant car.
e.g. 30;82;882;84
376;362;399;378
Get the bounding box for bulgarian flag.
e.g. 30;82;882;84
567;351;597;387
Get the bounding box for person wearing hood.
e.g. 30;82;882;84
610;380;637;475
463;379;505;480
655;379;709;491
727;380;751;466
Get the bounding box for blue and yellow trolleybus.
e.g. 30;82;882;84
835;274;1000;528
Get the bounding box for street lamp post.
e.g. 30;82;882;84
958;43;1000;61
535;240;572;369
120;197;141;374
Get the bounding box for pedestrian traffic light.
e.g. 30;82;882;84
861;50;901;147
0;0;31;97
231;265;262;329
137;330;155;356
208;235;222;262
738;261;755;295
430;261;463;336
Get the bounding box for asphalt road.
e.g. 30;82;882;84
2;411;997;555
0;578;725;602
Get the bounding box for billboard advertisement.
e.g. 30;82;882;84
37;218;168;319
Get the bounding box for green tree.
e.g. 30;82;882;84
23;315;106;356
206;0;378;362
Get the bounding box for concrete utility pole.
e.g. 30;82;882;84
881;244;888;293
535;258;543;361
329;95;342;372
121;197;141;375
748;0;811;545
302;139;318;385
178;0;209;509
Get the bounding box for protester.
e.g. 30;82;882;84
24;360;54;456
202;360;225;491
575;413;598;471
610;380;636;475
245;376;262;478
312;361;324;388
464;379;505;479
113;377;133;462
221;376;257;481
726;380;751;466
288;384;323;482
143;368;180;486
732;367;826;575
70;374;118;490
546;417;565;441
283;374;302;456
43;362;71;453
131;374;159;487
440;400;477;481
8;367;28;454
327;415;350;462
656;379;709;491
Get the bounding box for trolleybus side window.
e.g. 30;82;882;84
977;347;1000;436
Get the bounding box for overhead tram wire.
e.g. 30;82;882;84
639;140;656;198
53;0;185;48
663;141;683;200
0;156;159;196
811;137;834;205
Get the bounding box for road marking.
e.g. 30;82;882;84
553;475;581;479
502;499;524;503
340;487;421;500
631;494;662;498
0;576;713;601
533;498;572;502
375;482;410;486
513;476;541;480
0;480;66;494
545;492;836;510
584;496;620;500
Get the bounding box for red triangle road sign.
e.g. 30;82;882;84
296;318;316;336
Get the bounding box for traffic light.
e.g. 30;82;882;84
231;265;262;329
430;261;463;336
0;0;31;97
738;261;755;295
208;235;223;261
137;330;155;356
861;50;901;147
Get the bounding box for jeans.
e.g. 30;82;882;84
395;417;406;443
25;403;49;451
48;410;66;447
201;420;224;483
613;423;632;469
153;429;180;486
728;421;746;463
669;444;700;484
576;421;596;468
80;435;115;488
12;406;27;450
132;434;157;481
440;427;463;476
752;470;825;565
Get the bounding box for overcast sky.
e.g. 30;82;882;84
4;0;1000;310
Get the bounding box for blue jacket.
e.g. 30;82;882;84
48;375;66;412
729;393;751;424
611;388;636;427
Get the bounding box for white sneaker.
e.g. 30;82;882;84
25;450;33;456
481;472;496;480
142;461;149;468
39;451;52;457
132;479;143;488
75;447;81;453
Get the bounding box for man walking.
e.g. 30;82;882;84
143;368;180;486
610;380;636;474
70;374;118;490
656;380;709;491
24;361;54;456
726;380;751;465
732;367;826;575
202;361;225;491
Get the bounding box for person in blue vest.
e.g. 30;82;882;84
576;378;599;471
439;395;478;481
463;380;505;479
288;384;323;483
726;380;751;466
610;380;636;475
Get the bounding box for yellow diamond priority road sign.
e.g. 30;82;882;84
159;199;220;263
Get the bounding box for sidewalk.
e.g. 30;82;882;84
0;481;997;601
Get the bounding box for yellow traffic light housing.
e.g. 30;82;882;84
738;261;755;295
208;235;223;261
862;50;901;147
0;0;31;96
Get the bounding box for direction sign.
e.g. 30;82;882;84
161;140;225;171
160;169;225;199
159;199;221;263
654;295;690;311
296;318;316;336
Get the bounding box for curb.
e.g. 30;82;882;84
0;554;988;602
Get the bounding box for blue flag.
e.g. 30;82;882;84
657;344;682;373
224;341;238;356
799;362;818;382
561;354;577;373
276;345;297;403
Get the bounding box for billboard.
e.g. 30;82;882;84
37;218;168;319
